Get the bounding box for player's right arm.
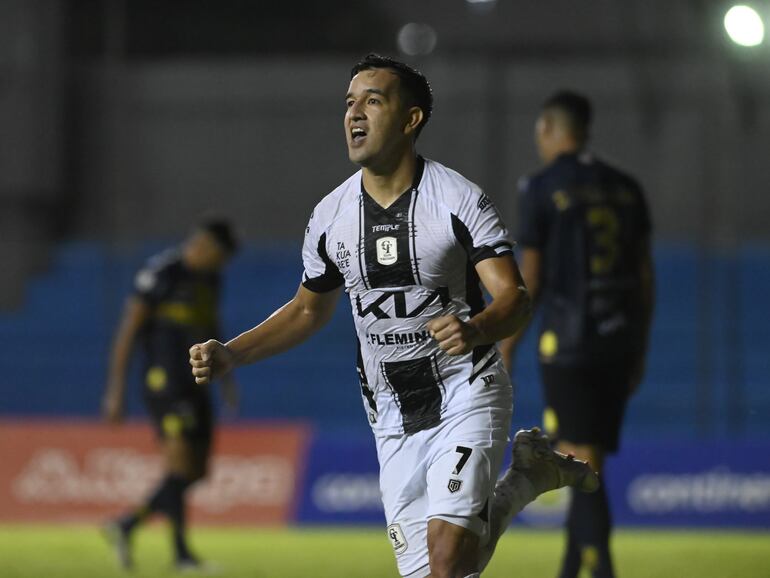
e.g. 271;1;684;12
189;283;341;385
498;247;543;372
103;296;150;422
191;199;344;385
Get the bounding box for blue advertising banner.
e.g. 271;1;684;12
608;441;770;529
295;434;385;525
296;435;770;529
514;441;770;529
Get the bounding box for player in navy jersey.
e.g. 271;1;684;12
102;219;239;570
190;56;597;578
501;91;655;578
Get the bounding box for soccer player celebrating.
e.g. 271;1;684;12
501;91;655;578
190;56;597;578
102;219;239;570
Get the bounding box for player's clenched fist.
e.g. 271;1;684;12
427;315;482;356
189;340;235;385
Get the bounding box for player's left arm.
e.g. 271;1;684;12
428;255;531;356
629;237;655;395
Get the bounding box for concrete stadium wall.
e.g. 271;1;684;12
0;1;65;306
70;56;770;244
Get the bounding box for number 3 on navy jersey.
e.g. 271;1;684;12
587;206;620;275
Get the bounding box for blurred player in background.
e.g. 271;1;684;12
101;218;239;570
189;55;597;578
501;91;654;578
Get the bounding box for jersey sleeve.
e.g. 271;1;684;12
301;207;345;293
636;181;653;238
516;176;549;250
450;185;515;265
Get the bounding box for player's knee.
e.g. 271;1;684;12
182;469;202;483
191;464;207;482
428;553;476;578
428;547;466;578
166;456;204;482
179;458;207;483
428;529;478;578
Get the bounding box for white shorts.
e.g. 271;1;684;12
376;405;512;578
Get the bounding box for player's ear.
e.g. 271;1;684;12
404;106;424;137
538;113;554;136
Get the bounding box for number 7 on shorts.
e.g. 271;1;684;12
453;446;473;475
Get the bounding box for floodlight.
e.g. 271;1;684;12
724;5;765;47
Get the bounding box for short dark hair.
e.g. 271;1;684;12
198;218;239;255
543;90;593;142
351;53;433;139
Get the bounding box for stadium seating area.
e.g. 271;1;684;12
1;242;768;441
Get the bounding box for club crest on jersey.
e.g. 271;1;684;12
387;523;408;554
448;479;462;493
376;236;398;266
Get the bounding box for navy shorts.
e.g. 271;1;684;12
540;363;631;453
143;365;213;446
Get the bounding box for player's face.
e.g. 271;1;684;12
344;68;412;167
184;231;229;272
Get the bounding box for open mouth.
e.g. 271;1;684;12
351;127;367;144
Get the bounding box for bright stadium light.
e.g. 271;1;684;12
724;5;765;47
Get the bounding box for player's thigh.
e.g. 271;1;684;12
426;441;506;537
378;433;434;577
159;397;213;479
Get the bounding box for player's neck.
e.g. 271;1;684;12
181;253;211;273
545;141;583;165
362;149;417;209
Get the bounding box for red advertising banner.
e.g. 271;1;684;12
0;420;310;525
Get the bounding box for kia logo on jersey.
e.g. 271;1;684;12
376;237;397;265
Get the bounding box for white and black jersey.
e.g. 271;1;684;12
302;157;515;436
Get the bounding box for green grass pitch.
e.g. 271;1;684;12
1;525;768;577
